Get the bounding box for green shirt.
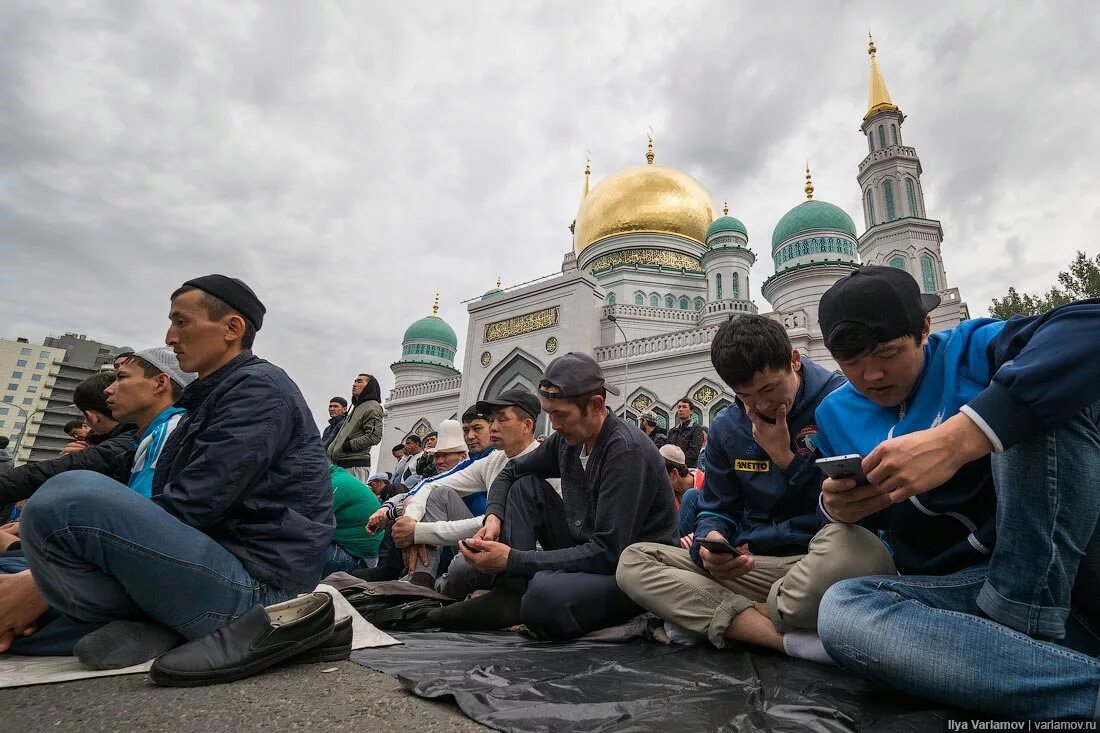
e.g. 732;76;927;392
329;465;382;558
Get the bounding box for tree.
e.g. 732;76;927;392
989;251;1100;319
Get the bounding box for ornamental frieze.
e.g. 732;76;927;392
484;306;560;343
588;248;704;274
630;394;653;412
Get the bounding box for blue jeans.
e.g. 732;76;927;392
820;567;1100;719
677;488;700;538
19;471;294;645
818;399;1100;719
977;399;1100;638
322;543;378;576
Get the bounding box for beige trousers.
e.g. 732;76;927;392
615;523;896;648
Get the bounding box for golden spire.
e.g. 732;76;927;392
804;162;814;200
495;275;502;289
722;200;729;216
645;128;655;165
582;152;591;200
865;31;899;121
431;293;440;317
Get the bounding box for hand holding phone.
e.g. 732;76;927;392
460;539;485;554
815;454;870;485
698;537;737;554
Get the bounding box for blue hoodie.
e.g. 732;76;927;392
691;356;846;565
815;298;1100;575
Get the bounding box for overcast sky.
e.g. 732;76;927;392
3;1;1098;428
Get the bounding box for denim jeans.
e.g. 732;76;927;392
979;398;1100;638
819;566;1100;719
322;543;378;576
20;471;294;643
677;488;700;539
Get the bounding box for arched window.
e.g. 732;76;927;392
679;296;690;310
883;180;897;221
889;256;907;271
607;292;616;305
878;125;886;149
664;294;674;309
868;134;874;154
634;291;644;306
693;297;705;311
715;273;723;300
920;255;938;293
865;189;876;227
905;178;918;217
891;124;898;145
731;273;740;299
649;293;659;308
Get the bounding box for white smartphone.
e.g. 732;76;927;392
815;454;870;485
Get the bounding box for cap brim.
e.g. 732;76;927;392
604;383;621;396
920;293;941;313
475;399;510;414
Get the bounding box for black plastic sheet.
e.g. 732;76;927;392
351;631;956;732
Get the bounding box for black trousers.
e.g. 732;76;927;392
501;476;641;639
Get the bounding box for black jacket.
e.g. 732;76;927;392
666;420;705;468
320;414;346;450
151;351;334;593
486;411;677;576
0;423;137;506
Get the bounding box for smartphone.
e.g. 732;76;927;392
697;537;737;555
815;454;870;485
460;539;484;554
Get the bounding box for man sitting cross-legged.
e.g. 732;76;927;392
17;275;334;669
388;389;558;599
445;352;677;640
0;347;196;655
617;314;894;662
812;267;1100;719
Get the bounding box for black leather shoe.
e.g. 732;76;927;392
150;592;335;687
290;615;352;664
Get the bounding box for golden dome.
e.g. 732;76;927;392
573;164;716;255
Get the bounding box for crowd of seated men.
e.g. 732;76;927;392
0;267;1096;719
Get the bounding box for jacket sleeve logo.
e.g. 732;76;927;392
735;458;770;472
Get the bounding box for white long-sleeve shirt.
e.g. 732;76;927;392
406;439;559;546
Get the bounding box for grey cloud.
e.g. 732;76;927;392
2;1;1097;429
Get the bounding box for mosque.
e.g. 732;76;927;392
379;38;969;469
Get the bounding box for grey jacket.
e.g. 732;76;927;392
326;399;383;468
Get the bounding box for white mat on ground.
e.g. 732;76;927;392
0;583;399;688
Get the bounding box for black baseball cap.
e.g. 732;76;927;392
538;352;620;397
476;388;541;421
819;266;941;344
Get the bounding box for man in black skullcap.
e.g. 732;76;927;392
16;275;334;670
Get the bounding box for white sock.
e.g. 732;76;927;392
663;620;705;646
782;631;835;665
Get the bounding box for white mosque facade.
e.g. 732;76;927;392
379;39;969;471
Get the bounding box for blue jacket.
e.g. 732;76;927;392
815;299;1100;575
691;357;846;564
152;351;335;593
404;445;495;515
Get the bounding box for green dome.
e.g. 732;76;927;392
771;200;857;248
706;215;748;239
482;288;504;300
403;315;458;349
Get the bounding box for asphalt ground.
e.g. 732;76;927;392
2;659;487;732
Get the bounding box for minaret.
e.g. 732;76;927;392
391;293;460;388
857;33;948;295
700;200;758;325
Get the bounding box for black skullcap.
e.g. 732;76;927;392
182;274;266;331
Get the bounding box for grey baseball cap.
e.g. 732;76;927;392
131;347;198;390
538;352;620;397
